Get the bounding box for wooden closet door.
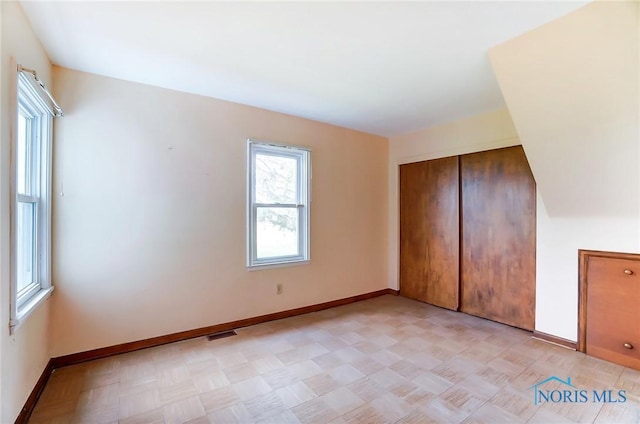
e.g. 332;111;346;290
460;146;536;330
400;157;459;310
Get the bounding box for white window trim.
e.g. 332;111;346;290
247;139;311;269
9;70;55;335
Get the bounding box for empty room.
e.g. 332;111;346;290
1;0;639;423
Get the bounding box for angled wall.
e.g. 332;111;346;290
490;1;640;340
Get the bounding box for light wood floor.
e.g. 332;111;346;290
29;295;639;423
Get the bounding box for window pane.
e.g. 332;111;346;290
17;112;29;195
255;153;297;204
17;201;36;294
256;207;299;259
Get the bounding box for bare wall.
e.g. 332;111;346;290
51;67;389;357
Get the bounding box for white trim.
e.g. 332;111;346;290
9;67;54;334
17;66;61;116
17;72;55;118
247;139;311;268
247;137;311;152
9;287;54;335
247;260;311;271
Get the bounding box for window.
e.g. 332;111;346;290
10;71;55;333
247;139;311;268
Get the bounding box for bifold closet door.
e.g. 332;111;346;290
460;146;536;330
399;157;459;310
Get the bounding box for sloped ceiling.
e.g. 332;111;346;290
490;1;639;218
20;1;586;136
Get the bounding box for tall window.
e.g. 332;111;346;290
247;140;311;267
11;72;54;332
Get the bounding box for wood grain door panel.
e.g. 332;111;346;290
399;157;459;310
586;256;640;370
460;146;536;330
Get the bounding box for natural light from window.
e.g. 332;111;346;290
248;140;310;267
16;107;38;300
10;70;56;333
255;153;299;258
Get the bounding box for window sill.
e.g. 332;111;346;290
248;260;310;271
10;286;54;334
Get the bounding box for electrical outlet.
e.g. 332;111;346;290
277;283;283;294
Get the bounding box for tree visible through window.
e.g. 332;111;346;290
248;140;310;267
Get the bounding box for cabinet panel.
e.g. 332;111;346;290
586;256;640;370
460;146;536;330
399;157;459;310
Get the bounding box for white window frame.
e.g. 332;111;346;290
9;71;54;334
247;139;311;268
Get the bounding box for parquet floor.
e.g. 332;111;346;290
29;295;639;423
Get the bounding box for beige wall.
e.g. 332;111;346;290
490;0;639;220
0;2;53;422
50;67;389;357
490;0;640;341
7;1;637;418
387;107;521;289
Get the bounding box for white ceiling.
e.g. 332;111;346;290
20;1;587;137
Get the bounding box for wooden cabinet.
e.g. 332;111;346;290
580;251;640;370
399;146;536;330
